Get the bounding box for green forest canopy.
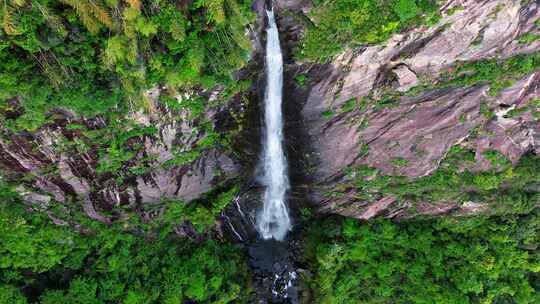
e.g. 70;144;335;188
0;184;252;303
0;0;254;131
304;214;540;304
3;179;540;303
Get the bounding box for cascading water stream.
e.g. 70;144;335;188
244;8;299;302
256;8;292;241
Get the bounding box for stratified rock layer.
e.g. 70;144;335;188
0;100;240;225
301;0;540;218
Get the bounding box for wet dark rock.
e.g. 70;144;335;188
221;185;262;242
248;239;299;304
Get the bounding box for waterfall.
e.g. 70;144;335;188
256;9;292;241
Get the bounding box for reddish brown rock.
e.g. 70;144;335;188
393;65;419;92
358;196;397;220
0;102;240;224
301;0;540;219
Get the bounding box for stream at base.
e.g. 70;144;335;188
248;239;299;303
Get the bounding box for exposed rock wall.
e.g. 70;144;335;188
300;0;540;218
0;96;240;226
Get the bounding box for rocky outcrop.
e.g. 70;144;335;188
300;0;540;218
0;93;241;226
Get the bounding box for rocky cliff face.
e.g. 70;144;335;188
0;91;244;231
299;0;540;219
1;0;539;231
0;1;267;237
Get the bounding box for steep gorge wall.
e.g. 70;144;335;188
1;0;539;232
0;94;247;235
296;0;540;219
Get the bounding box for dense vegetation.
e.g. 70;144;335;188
304;213;540;303
0;0;253;131
0;0;252;234
0;3;255;301
298;0;440;61
1;1;539;303
0;183;252;303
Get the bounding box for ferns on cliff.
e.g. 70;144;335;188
58;0;113;33
1;0;26;36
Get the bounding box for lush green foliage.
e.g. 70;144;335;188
298;0;440;61
0;0;254;131
0;5;252;301
294;74;308;88
0;183;251;303
518;33;540;44
304;214;540;303
0;285;27;304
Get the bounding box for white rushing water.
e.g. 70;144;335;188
256;9;292;241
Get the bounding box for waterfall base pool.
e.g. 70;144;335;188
248;239;299;303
